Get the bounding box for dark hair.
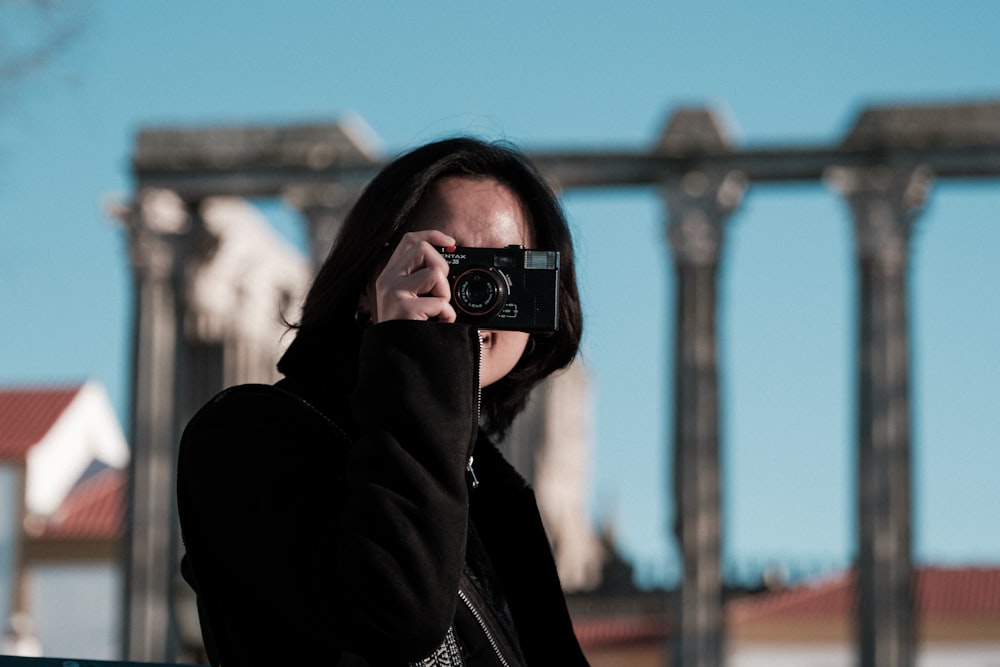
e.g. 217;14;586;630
278;137;583;437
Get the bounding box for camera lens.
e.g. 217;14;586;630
453;268;506;316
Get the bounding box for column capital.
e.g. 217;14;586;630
282;182;356;210
121;187;193;281
826;165;933;270
662;169;747;267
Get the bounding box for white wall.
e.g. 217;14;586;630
0;467;17;627
730;641;1000;667
32;563;122;660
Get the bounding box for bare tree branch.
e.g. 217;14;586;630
0;0;91;105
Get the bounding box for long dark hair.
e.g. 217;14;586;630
278;137;583;437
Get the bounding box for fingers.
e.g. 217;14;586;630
374;230;458;323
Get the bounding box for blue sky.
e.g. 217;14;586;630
2;1;999;586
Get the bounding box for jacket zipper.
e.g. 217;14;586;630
466;457;480;489
467;331;483;489
457;588;510;667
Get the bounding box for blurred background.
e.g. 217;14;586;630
1;1;999;664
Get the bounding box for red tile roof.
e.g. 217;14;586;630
729;572;856;623
917;566;1000;616
729;566;1000;624
0;384;84;461
29;465;127;541
574;614;670;648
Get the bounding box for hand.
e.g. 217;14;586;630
373;230;458;324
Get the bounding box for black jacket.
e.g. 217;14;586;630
177;321;589;665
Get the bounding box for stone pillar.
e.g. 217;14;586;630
122;188;193;661
502;362;603;592
828;165;931;667
4;465;31;648
123;193;312;660
659;109;746;667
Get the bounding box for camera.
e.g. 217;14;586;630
438;245;560;332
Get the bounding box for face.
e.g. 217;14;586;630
411;176;534;388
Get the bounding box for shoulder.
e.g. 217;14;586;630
178;383;348;476
184;383;344;438
188;383;303;424
177;384;351;518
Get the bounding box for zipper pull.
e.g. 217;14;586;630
467;456;480;489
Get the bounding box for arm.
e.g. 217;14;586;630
178;321;481;664
336;320;480;656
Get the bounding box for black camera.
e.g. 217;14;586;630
438;245;560;332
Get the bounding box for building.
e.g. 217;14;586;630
0;381;129;659
728;566;1000;667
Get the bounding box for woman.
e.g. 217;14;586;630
177;137;589;666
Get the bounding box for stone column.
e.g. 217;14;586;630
121;188;193;661
828;165;931;667
660;109;746;667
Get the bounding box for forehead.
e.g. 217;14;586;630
410;176;535;248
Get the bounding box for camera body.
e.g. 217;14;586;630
439;245;560;332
